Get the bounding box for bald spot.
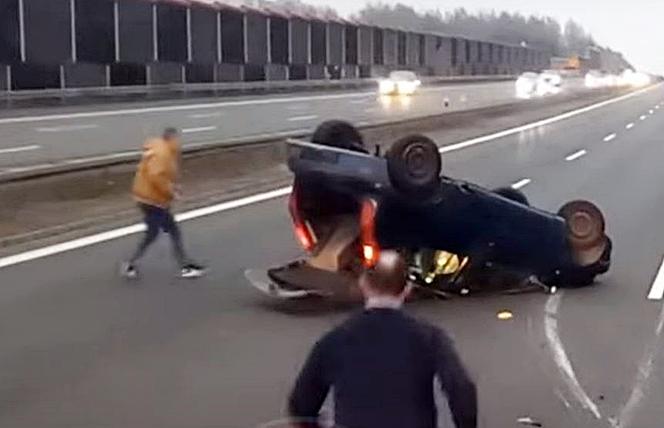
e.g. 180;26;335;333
363;250;408;295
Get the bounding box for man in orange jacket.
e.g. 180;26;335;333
121;128;205;279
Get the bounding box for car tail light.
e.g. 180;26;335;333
288;190;315;252
360;199;380;267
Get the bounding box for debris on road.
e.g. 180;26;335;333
517;416;543;426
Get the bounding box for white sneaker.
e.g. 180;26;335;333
180;263;206;279
120;262;138;279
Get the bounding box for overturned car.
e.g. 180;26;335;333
246;121;611;299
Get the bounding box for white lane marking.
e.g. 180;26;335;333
0;92;376;125
649;110;654;115
35;124;98;133
288;115;318;122
439;85;657;154
545;293;602;419
0;85;657;268
511;178;532;189
286;104;308;110
565;149;587;161
610;303;664;428
350;99;368;104
0;145;41;155
647;257;664;300
640;115;647;120
656;105;660;110
626;123;635;130
364;107;378;113
182;126;217;134
0;187;292;269
188;112;223;119
603;133;617;142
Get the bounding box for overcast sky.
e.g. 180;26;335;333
305;0;662;74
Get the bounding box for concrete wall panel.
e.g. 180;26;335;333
246;12;267;65
344;25;358;65
358;26;372;65
150;62;182;85
328;23;343;65
269;16;289;65
190;6;218;64
24;0;71;63
76;0;114;64
64;63;107;88
220;10;244;64
290;18;308;65
217;63;242;81
383;29;397;66
0;0;20;62
157;2;187;62
118;0;153;63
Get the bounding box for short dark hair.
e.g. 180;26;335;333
361;251;408;295
163;127;180;140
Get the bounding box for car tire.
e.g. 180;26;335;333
311;120;366;153
493;187;530;205
386;135;441;196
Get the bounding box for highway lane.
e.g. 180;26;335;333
0;86;663;427
0;79;586;172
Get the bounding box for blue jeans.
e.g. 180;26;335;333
130;203;187;266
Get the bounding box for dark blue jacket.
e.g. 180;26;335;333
289;308;477;428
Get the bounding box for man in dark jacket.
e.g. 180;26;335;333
288;251;477;428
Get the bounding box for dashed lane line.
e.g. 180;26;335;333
565;149;587;161
511;178;532;189
603;133;617;142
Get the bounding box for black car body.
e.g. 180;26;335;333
247;135;611;299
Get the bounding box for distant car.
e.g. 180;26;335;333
537;71;563;95
379;71;422;95
515;72;540;98
585;70;618;88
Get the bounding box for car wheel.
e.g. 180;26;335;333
558;200;608;267
493;187;530;205
311;120;366;153
386;135;441;196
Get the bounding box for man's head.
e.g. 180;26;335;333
162;127;181;144
359;250;411;301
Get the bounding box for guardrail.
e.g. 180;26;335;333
0;75;516;106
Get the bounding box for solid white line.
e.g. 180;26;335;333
565;149;587;161
0;92;375;125
626;123;635;130
511;178;532;189
182;126;217;134
35;124;98;133
610;303;664;428
0;86;657;269
189;112;223;119
439;85;657;154
0;187;292;269
603;133;617;142
640;115;647;120
647;257;664;300
288;115;318;122
545;293;602;419
0;144;41;155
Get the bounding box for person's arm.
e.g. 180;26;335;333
433;329;478;428
288;339;332;427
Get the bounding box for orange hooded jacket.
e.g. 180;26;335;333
132;137;179;208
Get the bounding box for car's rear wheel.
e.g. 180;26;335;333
493;187;530;205
386;135;441;196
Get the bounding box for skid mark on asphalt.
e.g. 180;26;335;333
545;293;602;419
609;303;664;428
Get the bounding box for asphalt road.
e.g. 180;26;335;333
1;85;664;428
0;79;584;172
